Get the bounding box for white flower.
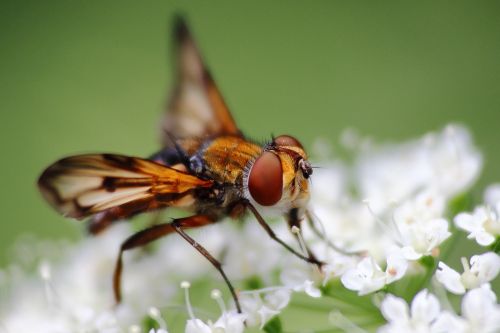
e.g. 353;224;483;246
397;217;450;260
279;256;322;298
313;244;358;285
240;294;278;328
310;126;478;264
185;311;246;333
393;190;446;224
240;289;291;328
263;288;291;311
186;319;212;333
385;252;409;284
149;329;169;333
356;125;482;214
455;204;500;246
393;190;451;260
459;284;500;333
379;289;444;333
1;225;140;332
423;125;482;198
183;284;246;333
341;254;407;295
356;141;430;215
341;257;386;295
212;312;246;333
435;252;500;294
432;284;500;333
430;312;466;333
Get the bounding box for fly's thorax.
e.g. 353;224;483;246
243;135;312;212
200;136;262;185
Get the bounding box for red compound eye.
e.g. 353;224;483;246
274;135;304;149
248;152;283;206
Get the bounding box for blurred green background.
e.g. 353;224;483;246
1;0;499;273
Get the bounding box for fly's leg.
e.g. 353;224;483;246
113;215;241;314
113;221;179;303
246;202;325;268
173;222;242;313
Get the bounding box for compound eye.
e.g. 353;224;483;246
248;152;283;206
274;135;303;149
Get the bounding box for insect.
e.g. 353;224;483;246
37;16;323;313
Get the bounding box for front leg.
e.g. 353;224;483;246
246;202;324;268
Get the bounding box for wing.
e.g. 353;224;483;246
38;154;213;221
161;16;242;147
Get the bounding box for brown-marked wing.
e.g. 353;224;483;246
38;154;213;220
162;16;242;147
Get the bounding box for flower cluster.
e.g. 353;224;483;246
379;284;500;333
454;185;500;247
0;124;498;332
309;125;483;296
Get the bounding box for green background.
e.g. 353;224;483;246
0;1;499;329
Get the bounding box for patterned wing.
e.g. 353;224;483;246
161;16;242;147
38;154;213;221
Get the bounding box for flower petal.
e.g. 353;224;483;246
435;262;465;294
470;252;500;284
385;253;408;284
454;213;476;233
264;289;291;310
341;268;365;291
303;280;321;298
431;311;466;333
476;231;495;246
257;306;279;329
185;319;211;333
410;290;440;324
380;294;410;323
458;284;500;333
401;246;423;260
213;311;246;333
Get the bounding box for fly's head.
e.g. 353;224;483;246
244;135;312;211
